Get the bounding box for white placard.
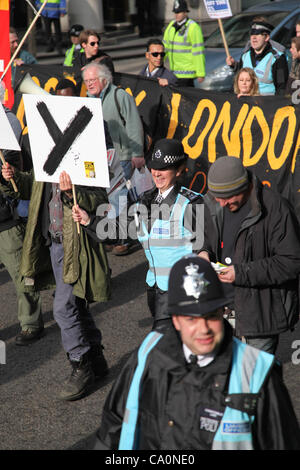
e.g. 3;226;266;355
203;0;232;19
0;103;21;151
23;94;110;187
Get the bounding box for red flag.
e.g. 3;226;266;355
0;0;14;108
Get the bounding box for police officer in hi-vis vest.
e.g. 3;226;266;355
71;138;205;332
94;256;300;450
226;17;289;95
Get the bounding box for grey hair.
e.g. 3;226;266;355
0;80;5;103
82;62;113;85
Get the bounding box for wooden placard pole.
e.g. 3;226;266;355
72;184;80;235
0;0;49;82
0;151;18;192
218;18;230;58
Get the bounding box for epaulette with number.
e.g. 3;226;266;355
179;187;202;202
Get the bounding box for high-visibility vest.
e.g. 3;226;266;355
242;48;283;95
163;19;205;79
137;189;199;291
118;334;274;450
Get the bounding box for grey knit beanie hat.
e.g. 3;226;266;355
207;156;249;198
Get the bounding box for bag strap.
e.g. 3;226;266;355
114;87;126;127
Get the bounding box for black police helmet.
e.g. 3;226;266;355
148;138;187;170
168;256;228;317
69;24;84;37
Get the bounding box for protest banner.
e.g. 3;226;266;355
23;94;110;187
203;0;232;58
13;65;300;219
0;0;14;108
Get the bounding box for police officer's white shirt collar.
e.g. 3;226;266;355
183;343;215;367
157;185;174;200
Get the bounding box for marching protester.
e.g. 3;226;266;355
93;256;300;450
9;27;37;87
63;24;84;67
35;0;66;55
1;159;111;401
199;156;300;354
139;38;178;87
82;62;144;255
0;81;43;346
286;37;300;99
233;67;259;98
226;17;289;95
72;138;204;332
163;0;205;87
72;29;114;82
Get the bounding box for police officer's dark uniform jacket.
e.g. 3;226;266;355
94;319;300;450
203;172;300;338
94;256;300;450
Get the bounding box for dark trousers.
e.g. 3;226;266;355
44;17;62;46
50;242;102;361
147;285;172;332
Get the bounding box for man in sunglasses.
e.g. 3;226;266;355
139;38;178;87
226;17;288;95
71;29;114;92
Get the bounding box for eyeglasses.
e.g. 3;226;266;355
150;52;165;57
88;41;99;47
84;78;98;85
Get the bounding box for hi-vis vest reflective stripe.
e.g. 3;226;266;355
212;337;274;450
163;19;205;78
242;49;282;95
119;331;163;450
137;190;195;291
118;334;274;450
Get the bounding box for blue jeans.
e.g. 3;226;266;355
50;242;102;361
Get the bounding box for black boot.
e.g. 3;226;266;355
89;345;109;380
59;353;95;401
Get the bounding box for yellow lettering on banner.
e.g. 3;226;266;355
166;93;181;139
243;106;269;166
268;107;296;170
44;77;58;93
134;91;146;107
125;88;133;96
208;102;249;162
183;99;216;160
291;129;300;174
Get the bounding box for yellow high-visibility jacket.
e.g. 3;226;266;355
163;18;205;79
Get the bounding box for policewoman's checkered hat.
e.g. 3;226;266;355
148;138;187;170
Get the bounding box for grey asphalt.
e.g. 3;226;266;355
0;246;299;450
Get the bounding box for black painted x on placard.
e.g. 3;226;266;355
36;101;93;176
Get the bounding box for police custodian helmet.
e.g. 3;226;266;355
168;256;228;316
148;138;187;170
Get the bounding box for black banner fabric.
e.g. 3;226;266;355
13;64;300;216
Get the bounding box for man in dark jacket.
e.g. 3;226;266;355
139;38;178;87
94;256;300;450
199;156;300;354
71;29;114;93
0;87;43;346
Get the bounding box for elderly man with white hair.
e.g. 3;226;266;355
82;62;145;255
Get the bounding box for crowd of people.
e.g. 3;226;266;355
1;0;300;451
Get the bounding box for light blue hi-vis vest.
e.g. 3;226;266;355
118;334;274;450
242;48;282;95
137;189;197;291
119;331;163;450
